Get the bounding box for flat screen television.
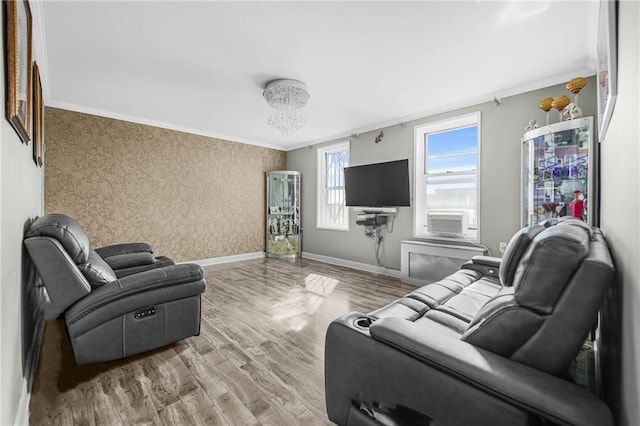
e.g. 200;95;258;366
344;159;410;208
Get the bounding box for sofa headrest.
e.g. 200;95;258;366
557;215;593;236
513;220;591;314
25;213;91;265
538;217;559;227
499;224;545;286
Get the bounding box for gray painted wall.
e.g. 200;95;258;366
0;20;45;425
287;78;597;270
598;2;640;424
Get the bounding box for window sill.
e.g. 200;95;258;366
317;226;350;232
413;233;479;244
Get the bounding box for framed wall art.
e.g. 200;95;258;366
33;62;44;166
4;0;33;144
596;0;617;143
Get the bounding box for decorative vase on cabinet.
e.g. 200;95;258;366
266;171;301;258
521;116;598;227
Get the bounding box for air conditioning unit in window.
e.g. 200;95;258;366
427;211;467;237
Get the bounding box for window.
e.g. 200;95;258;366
414;113;480;241
317;141;349;230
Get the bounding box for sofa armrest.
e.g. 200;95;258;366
370;317;612;426
102;252;156;270
65;264;205;334
469;255;502;267
113;255;175;278
94;242;153;258
461;255;501;277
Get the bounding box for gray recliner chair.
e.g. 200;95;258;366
24;213;205;364
325;217;614;426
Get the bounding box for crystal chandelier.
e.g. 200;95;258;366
263;79;310;136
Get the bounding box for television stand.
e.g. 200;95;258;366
355;210;398;267
356;212;391;227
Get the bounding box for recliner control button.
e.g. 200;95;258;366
134;307;156;319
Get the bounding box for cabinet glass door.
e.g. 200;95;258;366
522;117;595;226
266;171;301;258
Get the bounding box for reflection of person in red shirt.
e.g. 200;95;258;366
600;69;609;103
570;191;585;221
600;70;609;89
599;70;609;110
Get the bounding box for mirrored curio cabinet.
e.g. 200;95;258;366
266;171;301;258
522;116;598;227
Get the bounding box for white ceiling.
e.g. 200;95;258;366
35;1;597;151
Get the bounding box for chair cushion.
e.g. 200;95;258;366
25;213;91;264
513;222;590;314
407;269;482;308
94;242;153;259
78;249;117;289
102;252;155;270
461;287;545;357
425;277;502;333
113;256;175;278
499;224;544;286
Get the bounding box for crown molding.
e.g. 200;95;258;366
46;100;285;151
585;0;599;71
30;0;51;103
285;68;596;152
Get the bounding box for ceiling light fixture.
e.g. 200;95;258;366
263;79;310;136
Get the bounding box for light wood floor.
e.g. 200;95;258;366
29;258;413;425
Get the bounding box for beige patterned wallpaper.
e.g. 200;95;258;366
44;107;286;262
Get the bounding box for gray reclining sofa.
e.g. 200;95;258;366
325;217;614;425
24;213;205;364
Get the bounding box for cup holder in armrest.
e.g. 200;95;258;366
354;316;375;329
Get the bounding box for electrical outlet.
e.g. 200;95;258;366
499;242;507;255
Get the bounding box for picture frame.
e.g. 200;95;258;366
32;62;44;166
596;0;617;143
4;0;33;144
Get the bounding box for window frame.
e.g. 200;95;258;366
316;141;350;231
413;112;481;242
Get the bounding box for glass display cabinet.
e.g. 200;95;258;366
266;171;301;258
522;116;597;227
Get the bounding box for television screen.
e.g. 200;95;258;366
344;159;410;207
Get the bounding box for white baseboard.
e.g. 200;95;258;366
13;378;30;426
182;250;401;279
183;251;265;266
301;251;401;278
13;315;44;426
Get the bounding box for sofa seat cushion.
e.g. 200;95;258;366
424;277;502;333
407;269;483;308
368;270;500;332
